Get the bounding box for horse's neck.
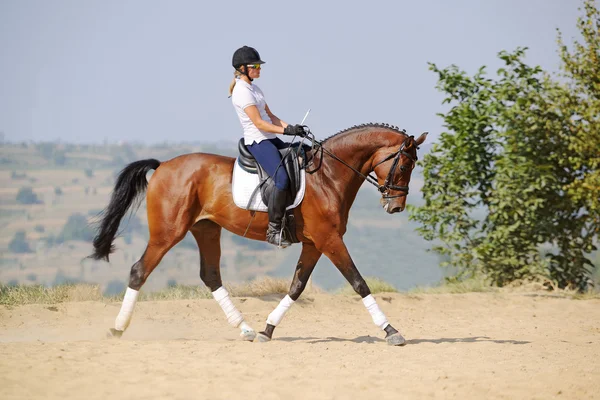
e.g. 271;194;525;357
320;129;393;198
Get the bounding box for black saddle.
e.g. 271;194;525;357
237;138;307;207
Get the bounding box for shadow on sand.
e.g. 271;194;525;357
277;336;384;344
407;336;530;345
276;335;530;345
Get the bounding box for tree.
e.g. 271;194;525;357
53;151;67;166
16;187;41;204
10;171;27;180
9;231;32;253
57;213;95;243
409;1;599;290
104;280;126;296
553;0;600;286
37;143;56;160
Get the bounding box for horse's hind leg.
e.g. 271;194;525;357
256;243;322;342
190;220;256;341
108;239;182;337
109;193;196;338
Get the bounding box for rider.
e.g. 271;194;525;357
229;45;306;248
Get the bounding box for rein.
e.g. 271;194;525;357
304;130;416;199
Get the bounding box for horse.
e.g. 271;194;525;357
91;123;427;346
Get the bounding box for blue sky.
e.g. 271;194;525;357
0;0;586;144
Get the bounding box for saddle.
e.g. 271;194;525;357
236;139;310;244
237;138;306;208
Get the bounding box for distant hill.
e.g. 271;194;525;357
0;140;443;293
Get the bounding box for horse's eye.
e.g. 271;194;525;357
400;165;407;172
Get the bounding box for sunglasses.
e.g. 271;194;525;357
246;64;262;70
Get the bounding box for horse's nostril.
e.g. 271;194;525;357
391;206;404;213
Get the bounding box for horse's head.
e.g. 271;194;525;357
372;131;427;213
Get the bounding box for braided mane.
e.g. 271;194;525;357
322;123;407;143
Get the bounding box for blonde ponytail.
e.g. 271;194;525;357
228;70;242;97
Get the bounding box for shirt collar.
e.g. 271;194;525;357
236;78;252;88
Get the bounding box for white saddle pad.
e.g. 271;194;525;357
232;158;306;212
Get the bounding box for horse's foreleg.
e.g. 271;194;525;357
257;243;322;342
191;221;256;341
320;237;406;346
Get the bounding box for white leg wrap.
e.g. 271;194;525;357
266;295;295;326
212;287;244;328
115;287;139;332
362;294;389;330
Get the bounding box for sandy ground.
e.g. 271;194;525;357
0;293;599;400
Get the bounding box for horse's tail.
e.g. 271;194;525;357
90;159;161;261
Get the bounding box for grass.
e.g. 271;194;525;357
139;277;294;301
0;283;104;306
2;276;598;306
336;277;399;295
0;277;296;306
410;277;497;294
410;276;600;299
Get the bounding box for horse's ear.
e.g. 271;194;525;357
415;132;428;146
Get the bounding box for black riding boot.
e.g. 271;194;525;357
266;187;292;248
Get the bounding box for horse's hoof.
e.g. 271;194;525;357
107;328;123;339
255;332;272;343
386;332;406;346
240;330;257;342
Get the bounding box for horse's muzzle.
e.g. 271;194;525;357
382;202;404;213
389;205;404;213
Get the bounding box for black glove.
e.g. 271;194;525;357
283;124;307;137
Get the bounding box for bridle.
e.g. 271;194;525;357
370;138;417;199
303;131;417;200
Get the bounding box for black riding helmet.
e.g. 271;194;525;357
232;46;265;81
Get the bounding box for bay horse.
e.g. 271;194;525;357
91;123;427;346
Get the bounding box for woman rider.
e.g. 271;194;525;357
229;45;306;248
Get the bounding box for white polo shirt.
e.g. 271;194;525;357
231;79;276;145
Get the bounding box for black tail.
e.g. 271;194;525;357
90;159;161;261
